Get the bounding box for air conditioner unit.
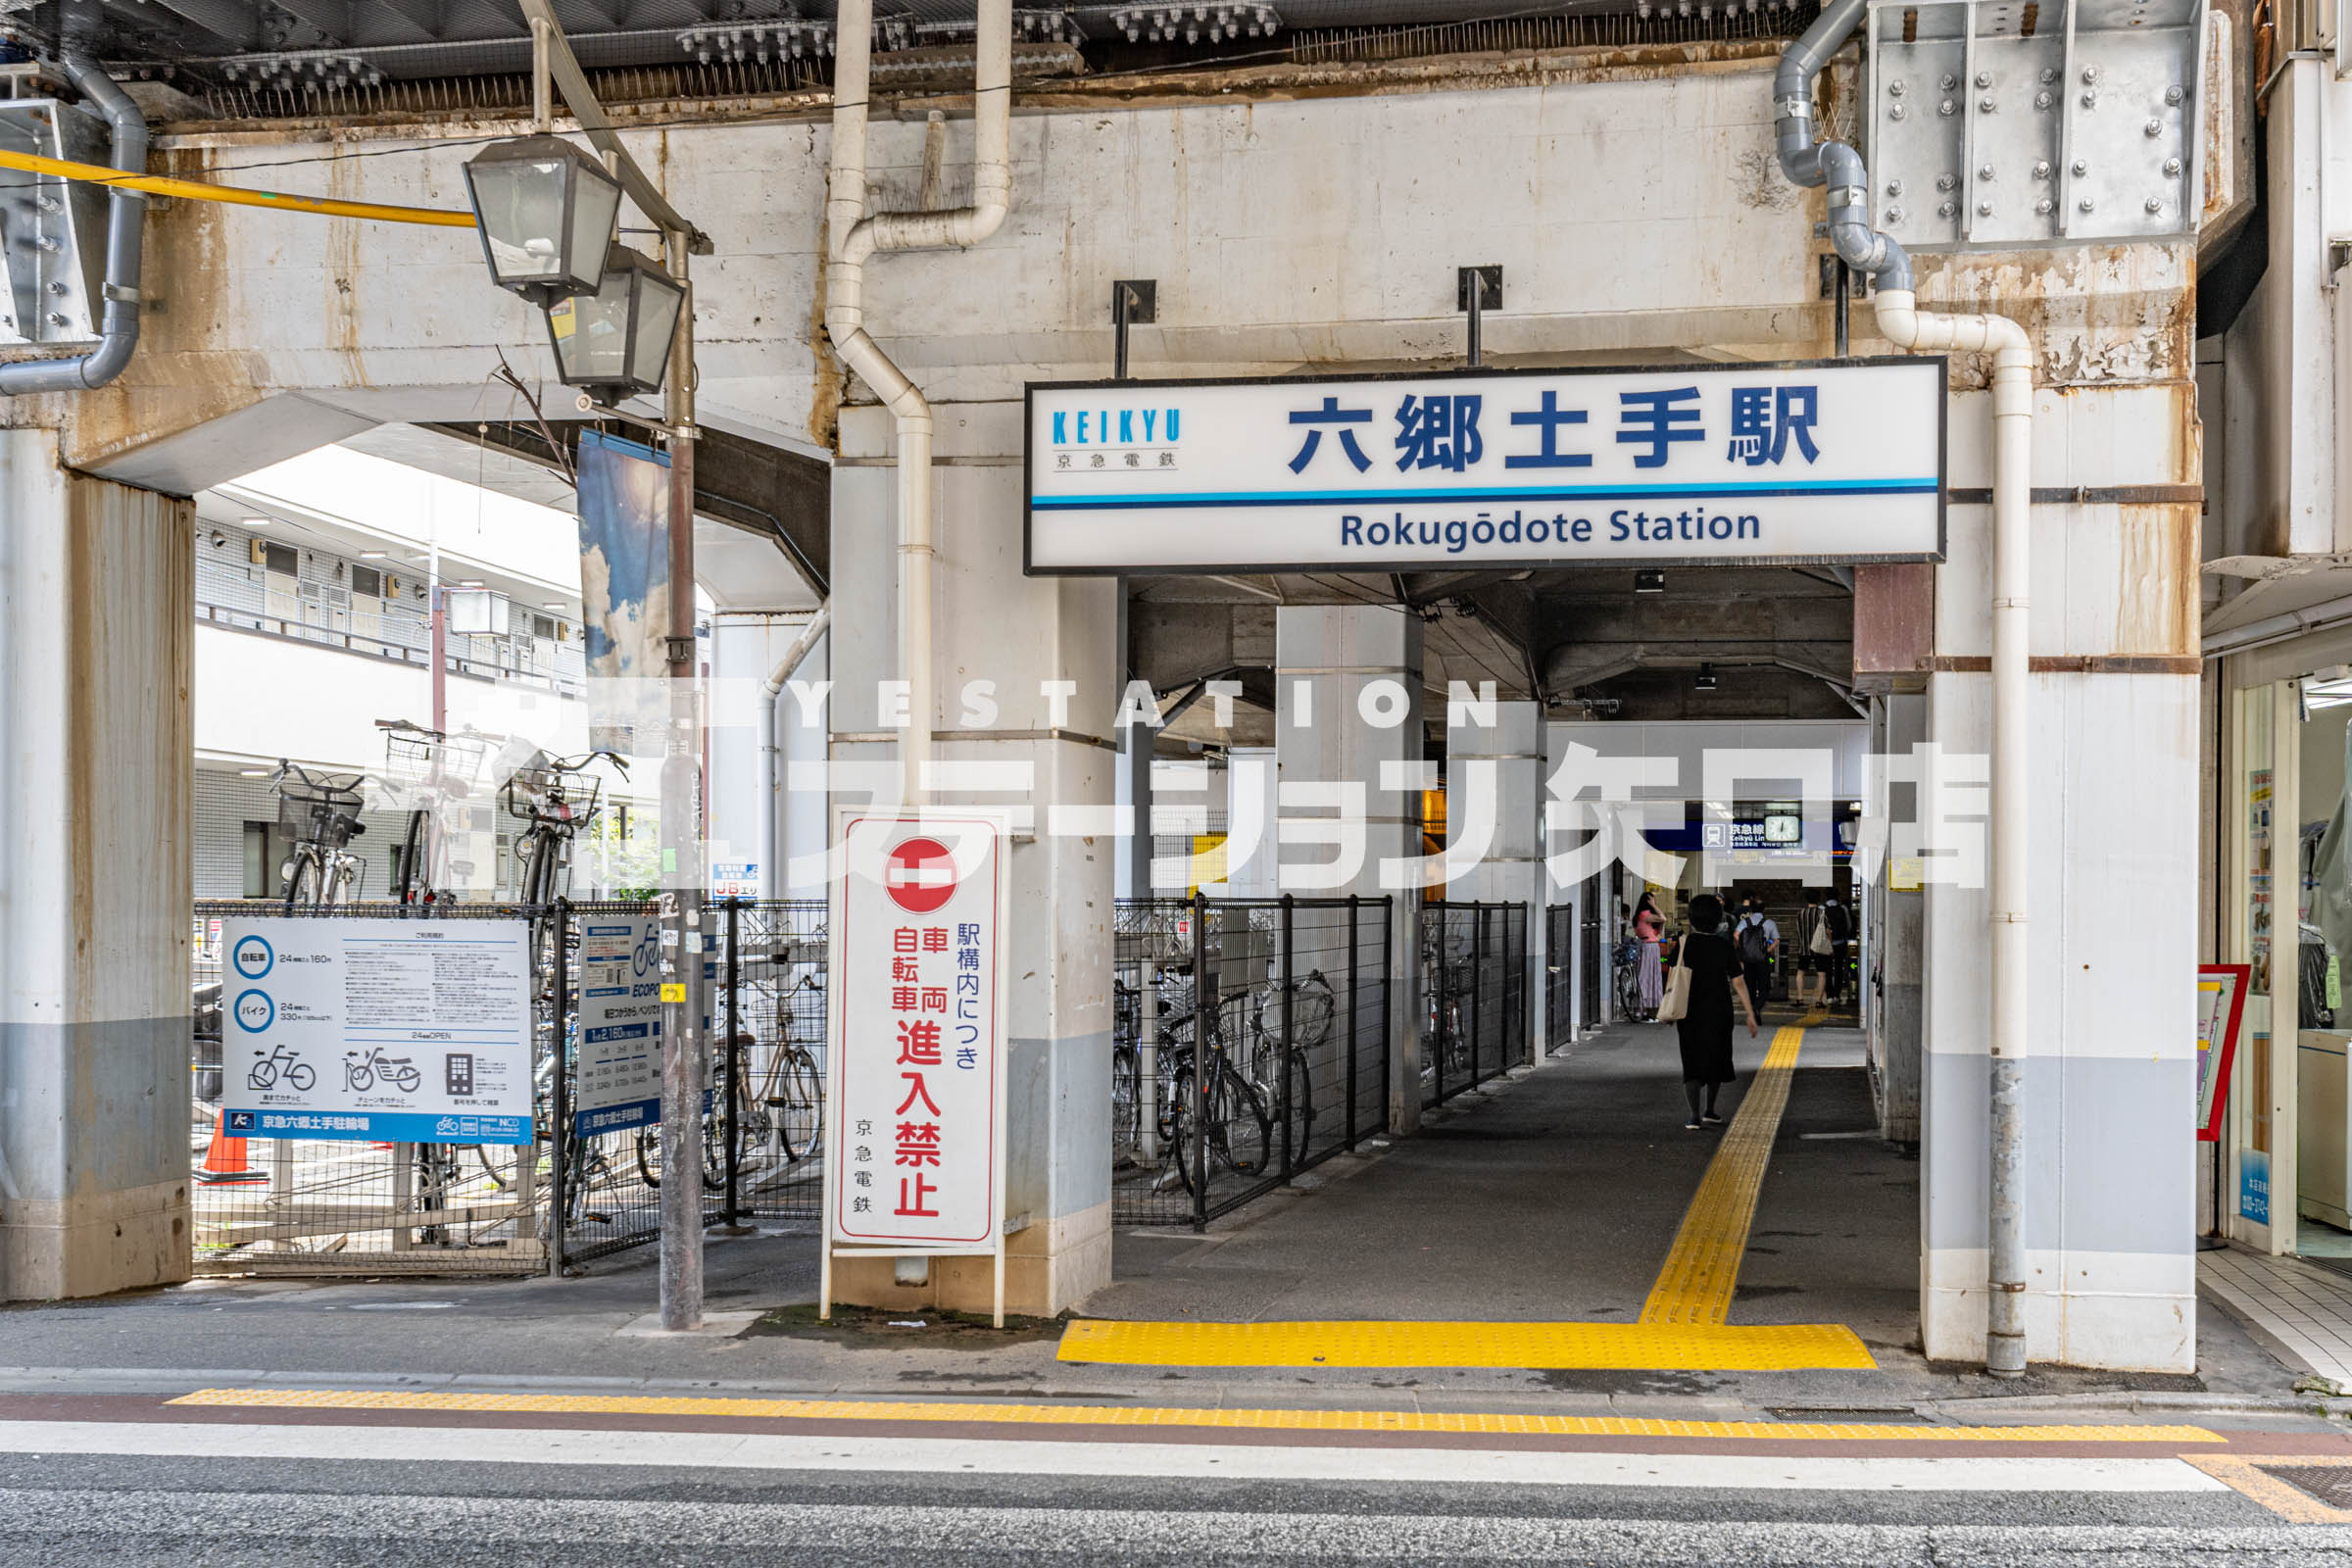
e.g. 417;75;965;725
249;537;268;565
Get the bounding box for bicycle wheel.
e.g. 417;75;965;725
1206;1057;1272;1177
1111;1046;1140;1162
396;811;427;903
774;1051;822;1161
521;832;556;906
284;852;320;908
1163;1061;1199;1196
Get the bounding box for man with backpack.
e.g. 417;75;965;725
1821;893;1854;1006
1733;896;1778;1013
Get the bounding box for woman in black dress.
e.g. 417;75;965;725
1673;893;1759;1130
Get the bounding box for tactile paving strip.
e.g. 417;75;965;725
1641;1023;1807;1327
1053;1318;1877;1369
164;1388;2219;1444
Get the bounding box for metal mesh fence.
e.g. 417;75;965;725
192;900;570;1275
711;899;829;1226
1419;902;1529;1108
1112;895;1390;1227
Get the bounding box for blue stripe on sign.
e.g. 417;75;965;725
1029;477;1940;511
224;1108;533;1146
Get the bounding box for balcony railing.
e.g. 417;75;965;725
197;602;583;699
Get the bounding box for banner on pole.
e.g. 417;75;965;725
574;429;672;759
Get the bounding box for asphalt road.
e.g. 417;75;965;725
0;1434;2344;1567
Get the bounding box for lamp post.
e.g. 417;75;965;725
461;49;707;1328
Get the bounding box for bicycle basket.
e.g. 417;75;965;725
382;728;492;802
503;760;603;828
276;768;368;849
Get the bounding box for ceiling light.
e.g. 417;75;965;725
359;550;388;560
1635;568;1665;594
239;767;270;777
1694;662;1718;691
242;516;271;527
456;579;487;589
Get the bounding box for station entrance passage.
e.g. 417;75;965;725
1073;1000;1917;1374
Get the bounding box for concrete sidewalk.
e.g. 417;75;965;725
0;1016;2321;1423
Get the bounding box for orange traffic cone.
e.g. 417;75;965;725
197;1109;269;1185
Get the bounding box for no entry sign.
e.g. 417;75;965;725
827;813;1010;1254
885;837;959;914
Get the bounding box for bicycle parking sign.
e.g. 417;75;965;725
219;915;536;1145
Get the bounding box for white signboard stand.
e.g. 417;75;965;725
820;808;1013;1327
220;916;536;1144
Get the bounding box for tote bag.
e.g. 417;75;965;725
1656;933;1694;1023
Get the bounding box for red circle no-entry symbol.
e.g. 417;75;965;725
885;836;958;914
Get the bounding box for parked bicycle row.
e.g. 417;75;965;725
1111;896;1393;1227
267;716;629;910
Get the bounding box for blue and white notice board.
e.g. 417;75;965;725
220;916;535;1145
1025;358;1947;573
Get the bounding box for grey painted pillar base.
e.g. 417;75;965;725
1274;606;1424;1134
1;433;194;1301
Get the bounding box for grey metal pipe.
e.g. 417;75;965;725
1772;0;1913;292
0;53;146;396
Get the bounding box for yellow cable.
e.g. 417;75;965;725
0;146;477;228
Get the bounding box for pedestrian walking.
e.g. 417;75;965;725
1796;896;1830;1009
1673;893;1758;1129
1634;892;1665;1020
1821;893;1854;1007
1732;895;1778;1013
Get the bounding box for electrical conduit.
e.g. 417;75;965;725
1774;0;2034;1377
824;0;1012;805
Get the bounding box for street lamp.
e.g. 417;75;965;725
545;245;686;400
462;134;623;306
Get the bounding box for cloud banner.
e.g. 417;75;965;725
574;430;672;758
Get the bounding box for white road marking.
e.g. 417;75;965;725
0;1421;2229;1494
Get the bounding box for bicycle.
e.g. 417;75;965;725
271;760;368;908
376;718;499;905
1124;978;1272;1197
244;1041;316;1093
1249;967;1336;1158
505;749;629;905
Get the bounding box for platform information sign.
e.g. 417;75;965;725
1025;359;1946;573
219;916;535;1145
826;812;1010;1251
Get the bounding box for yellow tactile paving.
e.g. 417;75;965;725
1641;1023;1807;1327
1054;1318;1875;1370
163;1388;2220;1445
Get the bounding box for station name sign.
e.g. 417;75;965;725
1024;359;1946;574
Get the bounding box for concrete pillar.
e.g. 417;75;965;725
1917;378;2198;1372
0;430;193;1300
1446;698;1544;1062
827;401;1116;1316
1273;606;1423;1133
1871;693;1925;1143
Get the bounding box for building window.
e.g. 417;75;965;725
242;820;271;899
351;564;383;600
